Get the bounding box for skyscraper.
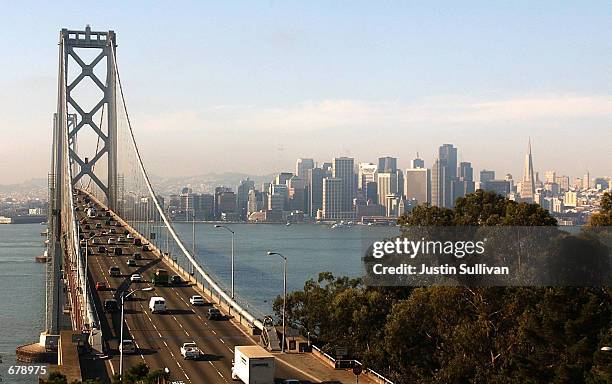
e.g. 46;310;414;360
411;153;425;169
322;177;343;219
480;170;496;183
295;158;315;178
431;159;447;207
458;162;473;182
405;168;431;205
358;162;377;191
307;167;326;217
519;139;536;202
332;157;355;212
237;178;255;219
378;157;397;173
439;144;457;179
377;172;398;209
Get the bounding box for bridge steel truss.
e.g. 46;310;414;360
48;26;109;352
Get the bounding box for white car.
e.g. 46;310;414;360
117;236;124;243
126;233;134;239
180;342;203;360
107;237;115;245
189;295;205;306
130;273;142;283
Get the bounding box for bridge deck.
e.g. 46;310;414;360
78;196;368;384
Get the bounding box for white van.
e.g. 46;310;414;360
149;297;166;313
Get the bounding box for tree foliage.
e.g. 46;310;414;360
274;191;611;383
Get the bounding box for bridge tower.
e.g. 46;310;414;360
48;25;118;335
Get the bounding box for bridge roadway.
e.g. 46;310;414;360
76;198;315;383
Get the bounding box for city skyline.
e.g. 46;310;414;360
1;2;612;183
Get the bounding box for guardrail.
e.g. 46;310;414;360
311;345;395;384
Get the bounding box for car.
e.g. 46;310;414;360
127;259;137;267
134;238;142;246
180;342;203;360
117;236;124;243
126;233;134;239
142;244;150;251
133;252;142;260
103;299;119;313
130;273;142;283
107;238;115;245
109;266;121;276
97;246;107;254
115;222;122;227
189;295;205;306
95;281;107;291
114;247;123;256
95;223;102;229
119;339;137;354
84;224;91;230
170;275;182;285
206;308;222;320
109;228;116;234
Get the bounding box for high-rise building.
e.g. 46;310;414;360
322;177;343;219
365;181;378;203
481;180;512;197
544;170;556;184
431;159;445;207
439;144;457;179
480;170;496;183
287;176;306;211
377;172;398;209
519;139;536;202
295;158;315;178
405;168;430;205
555;175;570;192
582;171;590;190
358;162;377;190
237;178;255;219
411;153;425;169
275;172;294;186
268;184;288;211
332;157;356;212
458;162;473;182
247;189;264;217
378;157;397;173
307;167;326;217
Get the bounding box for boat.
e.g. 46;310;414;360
35;251;49;263
285;222;292;226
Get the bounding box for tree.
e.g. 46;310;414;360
589;192;612;226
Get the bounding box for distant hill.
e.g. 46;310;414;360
0;172;281;198
148;172;278;195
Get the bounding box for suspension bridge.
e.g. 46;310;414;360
23;26;389;384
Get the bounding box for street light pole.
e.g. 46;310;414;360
119;287;154;381
267;251;287;353
215;225;235;299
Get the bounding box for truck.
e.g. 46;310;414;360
231;345;275;384
180;342;203;360
151;268;169;286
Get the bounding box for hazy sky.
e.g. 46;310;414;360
1;1;611;184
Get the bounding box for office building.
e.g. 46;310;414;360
358;162;377;191
519;140;536;202
405;168;430;205
332;157;356;212
321;178;343;219
480;170;496;183
411;153;425;169
296;158;315;178
307;167;326;217
377;172;398;208
237;178;255;219
378;157;397;173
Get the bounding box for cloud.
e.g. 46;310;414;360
134;93;612;134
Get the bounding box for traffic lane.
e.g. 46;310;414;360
156;282;313;382
154;284;238;381
94;240;224;384
87;244;149;375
